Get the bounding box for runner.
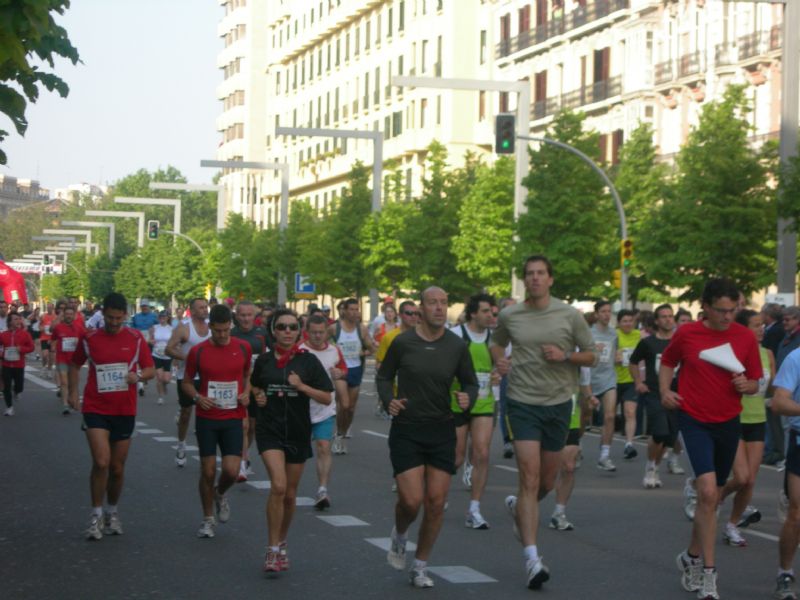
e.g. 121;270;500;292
329;298;375;454
251;308;333;573
150;310;174;405
450;293;498;530
495;297;517;459
377;286;478;588
615;308;641;459
131;301;158;396
165;298;210;467
1;312;35;416
231;300;269;483
591;300;622;470
39;303;56;376
299;313;348;509
490;255;596;590
67;292;155;540
662;279;762;600
51;305;85;415
182;304;251;539
717;309;773;547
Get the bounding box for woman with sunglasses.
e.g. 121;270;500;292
251;308;333;574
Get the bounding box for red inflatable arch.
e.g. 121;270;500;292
0;261;29;305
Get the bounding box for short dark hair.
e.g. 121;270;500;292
617;308;636;321
523;254;553;277
762;302;784;320
676;307;692;320
271;308;298;333
465;293;496;321
343;298;358;309
189;297;206;310
103;292;127;313
209;304;232;325
654;304;673;319
307;314;328;327
735;309;758;327
594;300;611;313
701;278;740;306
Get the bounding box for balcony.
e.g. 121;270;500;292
678;51;702;78
530;76;622;120
654;60;674;85
495;0;629;59
770;24;782;51
715;43;735;67
738;30;771;61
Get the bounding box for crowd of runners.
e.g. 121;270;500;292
3;254;800;599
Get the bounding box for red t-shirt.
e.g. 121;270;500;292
71;327;154;416
184;338;251;420
51;320;85;364
660;320;763;423
0;329;35;368
39;313;56;340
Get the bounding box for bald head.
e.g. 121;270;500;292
419;286;448;330
420;286;446;304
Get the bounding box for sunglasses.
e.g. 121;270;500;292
275;323;300;331
403;310;420;317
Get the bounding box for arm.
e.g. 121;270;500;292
20;331;35;354
376;341;403;413
455;343;480;411
287;371;332;405
165;324;188;360
628;345;648;394
658;365;682;409
772;387;800;417
67;363;81;409
361;324;376;355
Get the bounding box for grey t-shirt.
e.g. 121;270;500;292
590;324;618;394
491;297;596;406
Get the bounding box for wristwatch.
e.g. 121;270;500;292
193;394;200;403
563;350;572;363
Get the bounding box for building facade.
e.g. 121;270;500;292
0;175;50;218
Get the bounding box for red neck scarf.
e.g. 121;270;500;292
275;342;306;369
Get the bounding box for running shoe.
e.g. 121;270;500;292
723;523;747;547
138;383;144;397
197;518;216;538
314;489;331;511
3;407;14;417
391;480;397;493
643;467;658;489
263;548;280;572
549;512;574;531
278;541;289;571
387;527;407;570
237;462;248;483
462;459;473;489
526;557;550;590
737;505;761;528
465;509;489;530
775;573;798;600
62;406;70;416
779;489;790;524
698;568;720;600
214;490;230;523
85;515;103;541
409;567;434;588
175;447;187;468
684;478;697;521
667;456;686;474
157;397;164;405
332;434;345;455
503;442;514;459
103;513;123;536
344;427;352;439
505;495;521;542
676;550;703;592
174;410;180;425
623;443;638;460
653;470;663;488
597;457;616;471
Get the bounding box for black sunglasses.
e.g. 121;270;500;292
403;310;420;317
275;323;300;331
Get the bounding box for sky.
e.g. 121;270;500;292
3;0;223;193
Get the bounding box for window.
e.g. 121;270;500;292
436;95;441;125
500;14;510;41
534;70;547;102
500;91;509;112
520;5;531;32
478;90;486;120
422;40;428;72
355;26;360;55
420;97;427;127
346;32;350;61
398;55;404;74
392;111;403;136
399;0;405;31
388;7;393;38
593;47;610;82
535;0;545;26
480;30;487;64
377;13;382;44
366;19;371;49
364;72;370;108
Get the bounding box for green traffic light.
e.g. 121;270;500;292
501;140;510;149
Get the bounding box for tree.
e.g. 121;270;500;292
640;85;775;301
0;202;58;261
0;0;80;164
452;157;515;297
516;110;614;301
360;198;414;295
40;272;62;302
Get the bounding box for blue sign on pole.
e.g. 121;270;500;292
294;273;315;294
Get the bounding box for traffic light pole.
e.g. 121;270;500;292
518;135;629;308
60;221;116;259
85;211;146;248
116;197;182;236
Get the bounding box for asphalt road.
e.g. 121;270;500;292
0;360;790;600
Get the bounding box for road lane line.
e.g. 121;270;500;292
495;465;518;473
365;537;417;552
137;428;164;434
246;481;271;490
362;429;389;439
24;373;58;391
153;436;179;442
317;515;369;526
428;566;497;584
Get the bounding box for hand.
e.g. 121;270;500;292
329;367;343;380
635;382;649;395
68;393;80;411
455;391;470;411
661;389;683;410
126;372;138;385
495;356;511;376
388;398;408;417
490;370;501;386
196;395;214;411
541;344;565;362
287;371;302;388
589;395;600;409
254;389;267;407
731;373;750;394
238;391;250;407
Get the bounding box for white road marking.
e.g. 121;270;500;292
136;421;148;427
24;373;58;391
171;445;199;451
153;436;179;442
747;529;780;542
428;566;497;584
495;465;518;473
362;429;389;439
246;481;271;490
190;455;221;463
365;537;418;552
137;428;163;434
317;515;369;526
296;497;316;506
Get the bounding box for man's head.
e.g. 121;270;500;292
700;278;740;331
398;300;419;329
653;304;674;334
236;300;257;331
62;306;76;325
594;300;612;326
140;301;150;313
158;310;170;324
675;308;692;327
102;292;128;335
761;302;783;325
0;300;7;316
783;306;800;334
7;312;23;330
305;313;329;349
209;304;232;346
68;296;79;311
341;298;360;324
617;308;636;334
189;297;209;322
419;287;448;329
522;255;554;301
321;305;331;318
465;293;496;331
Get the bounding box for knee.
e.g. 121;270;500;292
283;489;297;507
519;472;541;494
92;458;110;471
696;484;718;507
787;503;800;526
398;493;423;515
603;411;615;423
471;445;489;466
423;494;446;517
109;462;125;479
270;481;287;497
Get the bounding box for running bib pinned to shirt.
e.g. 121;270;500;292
338;340;361;362
61;337;78;352
208;381;238;409
43;325;51;335
96;363;129;393
621;348;632;367
4;346;20;361
476;372;491;399
598;343;612;364
153;341;167;356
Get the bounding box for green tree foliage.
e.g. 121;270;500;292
640;85;775;301
360;198;414;295
517;110;614;301
0;202;58;261
60;249;89;297
452;157;515;297
0;0;80;164
779;143;800;242
39;272;62;302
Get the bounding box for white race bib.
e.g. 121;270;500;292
598;343;612;364
96;362;129;393
43;325;51;334
61;337;78;352
476;372;491;399
4;347;20;362
338;340;360;362
251;354;258;370
153;341;167;356
209;380;238;409
621;347;632;367
655;354;662;375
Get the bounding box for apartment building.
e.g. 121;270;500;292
0;175;50;218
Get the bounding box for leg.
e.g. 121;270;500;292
199;456;218;518
2;367;13;408
85;428;112;508
600;389;617;447
156;369;167;397
262;450;288;547
394;466;425;536
468;417;494;502
58;367;70;405
719;440;747;506
218;454;241;496
689;472;721;565
780;473;800;570
177;406;193;442
106;439;132;505
453;423;468;471
623;399;637;445
554;445;580;507
729;440;763;525
315;439;332;489
12;367;24;396
648;438;665;464
335;385;350;436
415;466;451;561
342;385;360;433
278;462;305;541
514;440;544;546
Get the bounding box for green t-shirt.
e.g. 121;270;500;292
740;346;770;424
491;297;596;407
615;328;641;384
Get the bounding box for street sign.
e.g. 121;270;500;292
5;262;64;274
294;273;315;294
766;292;796;307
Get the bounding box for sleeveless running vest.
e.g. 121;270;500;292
177;320;210;379
451;324;494;415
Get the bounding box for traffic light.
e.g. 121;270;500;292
147;220;160;240
612;269;621;289
43;254;50;265
620;238;634;268
495;113;516;154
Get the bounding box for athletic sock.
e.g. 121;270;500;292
646;460;656;470
413;559;427;570
269;545;279;552
105;504;118;515
779;569;795;577
523;545;539;562
686;550;700;563
600;445;610;459
177;440;186;450
469;500;480;513
554;503;566;515
91;506;103;518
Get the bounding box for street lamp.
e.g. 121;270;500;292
149;182;226;231
32;235;77;251
115;196;182;235
61;221;116;259
85;210;146;248
42;229;93;254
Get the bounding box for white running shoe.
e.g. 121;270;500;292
676;551;703;592
723;523;747;547
462;459;473;489
737;505;762;528
597;457;616;471
684;477;697;521
667;456;685;474
549;512;574;531
465;509;489;530
643;467;658;489
175;447;187;468
215;490;230;523
157;397;164;405
526;557;550;590
409;567;434;588
332;435;345;455
197;518;216;538
698;569;720;600
387;527;407;570
85;515;103;541
505;495;521;542
775;573;798;600
3;407;14;417
103;513;123;535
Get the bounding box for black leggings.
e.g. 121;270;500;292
3;367;24;407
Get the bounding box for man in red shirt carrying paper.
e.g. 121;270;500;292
68;292;155;541
660;279;762;600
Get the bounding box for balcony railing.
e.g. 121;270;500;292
770;24;782;50
715;43;735;66
654;60;673;85
679;51;702;78
738;30;771;60
496;0;629;59
530;76;622;120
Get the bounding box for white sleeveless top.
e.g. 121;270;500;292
336;325;362;369
176;320;210;379
152;324;173;359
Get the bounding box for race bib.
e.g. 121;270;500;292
153;341;167;356
655;354;662;374
598;343;612;364
476;372;491;399
621;348;632;367
251;354;258;370
61;337;78;352
96;363;129;393
43;325;51;335
4;347;20;362
209;380;238;409
338;340;360;362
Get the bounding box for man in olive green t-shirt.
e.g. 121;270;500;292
490;255;596;591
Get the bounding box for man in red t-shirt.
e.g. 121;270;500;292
51;305;85;415
183;304;251;539
660;279;762;599
68;292;155;541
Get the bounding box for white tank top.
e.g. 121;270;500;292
336;325;362;369
177;320;210;379
151;324;173;359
